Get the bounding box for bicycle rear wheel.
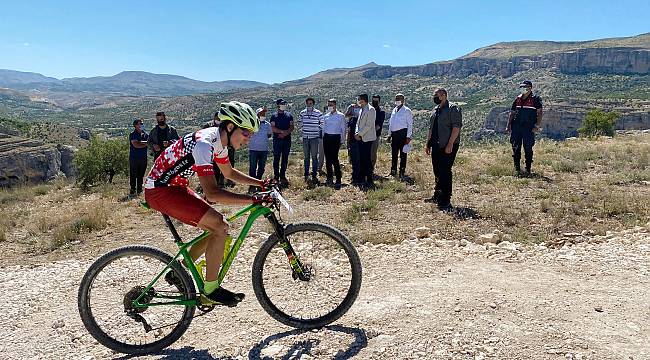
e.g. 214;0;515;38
252;222;362;329
78;245;196;355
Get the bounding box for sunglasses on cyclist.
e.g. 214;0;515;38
241;129;251;137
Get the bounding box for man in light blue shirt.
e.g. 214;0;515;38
322;98;347;189
248;107;273;193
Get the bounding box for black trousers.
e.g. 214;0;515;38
510;127;535;168
129;157;147;193
358;140;374;185
391;128;408;173
273;138;292;179
323;134;342;181
431;143;459;206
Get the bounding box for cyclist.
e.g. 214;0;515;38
144;101;267;306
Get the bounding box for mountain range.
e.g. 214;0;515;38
0;70;268;97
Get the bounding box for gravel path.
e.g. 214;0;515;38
0;227;648;360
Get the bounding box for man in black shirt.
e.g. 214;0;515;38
149;111;180;159
129;119;148;195
506;80;543;175
424;88;462;211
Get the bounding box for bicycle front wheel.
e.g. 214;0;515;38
78;245;196;355
252;222;362;329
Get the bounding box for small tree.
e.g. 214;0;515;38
74;136;129;187
578;109;619;138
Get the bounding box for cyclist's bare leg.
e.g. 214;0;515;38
196;208;228;282
188;238;208;263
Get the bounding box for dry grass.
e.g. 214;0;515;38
0;133;648;263
31;199;111;252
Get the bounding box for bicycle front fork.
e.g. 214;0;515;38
265;212;311;281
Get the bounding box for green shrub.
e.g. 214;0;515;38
343;200;378;224
578;109;619;138
74;136;129;187
486;163;513;177
302;187;334;201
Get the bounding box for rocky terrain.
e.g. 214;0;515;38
0;133;77;187
362;47;650;79
0;222;648;359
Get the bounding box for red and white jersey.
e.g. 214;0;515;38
145;127;229;188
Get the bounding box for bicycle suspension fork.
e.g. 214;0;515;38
265;212;311;281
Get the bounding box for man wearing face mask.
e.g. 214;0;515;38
299;97;323;183
425;88;462;211
149;111;180;160
322;99;347;189
388;93;413;179
370;95;386;175
354;94;377;189
270;98;294;187
506;80;543;175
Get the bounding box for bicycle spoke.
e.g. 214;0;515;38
87;254;190;346
260;229;354;321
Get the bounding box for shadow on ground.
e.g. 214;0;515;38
115;325;367;360
248;325;368;360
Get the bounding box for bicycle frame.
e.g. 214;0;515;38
133;202;303;309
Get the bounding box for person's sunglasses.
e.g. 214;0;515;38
241;129;251;137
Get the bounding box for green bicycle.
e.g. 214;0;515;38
77;185;362;355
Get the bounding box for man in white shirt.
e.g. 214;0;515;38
322;98;347;189
354;94;377;189
388;93;413;179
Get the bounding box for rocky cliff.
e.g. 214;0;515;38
362;47;650;79
477;103;650;139
0;133;76;187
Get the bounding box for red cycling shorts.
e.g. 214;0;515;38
145;186;211;227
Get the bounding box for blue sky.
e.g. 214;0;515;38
1;0;648;84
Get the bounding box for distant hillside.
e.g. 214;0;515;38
0;70;268;96
462;32;650;59
362;33;650;79
0;69;60;86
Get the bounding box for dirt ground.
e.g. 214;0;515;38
0;223;648;359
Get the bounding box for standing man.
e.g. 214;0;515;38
248;107;273;193
322;99;347;189
388;93;413;179
149;111;179;160
354;94;377;189
345;104;362;186
270;98;294;188
370;95;386;175
425;88;462;211
129;118;149;196
299;97;323;183
506;80;543;175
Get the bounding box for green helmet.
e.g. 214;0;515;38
218;101;259;132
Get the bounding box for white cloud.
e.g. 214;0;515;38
23;42;30;46
382;44;391;48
